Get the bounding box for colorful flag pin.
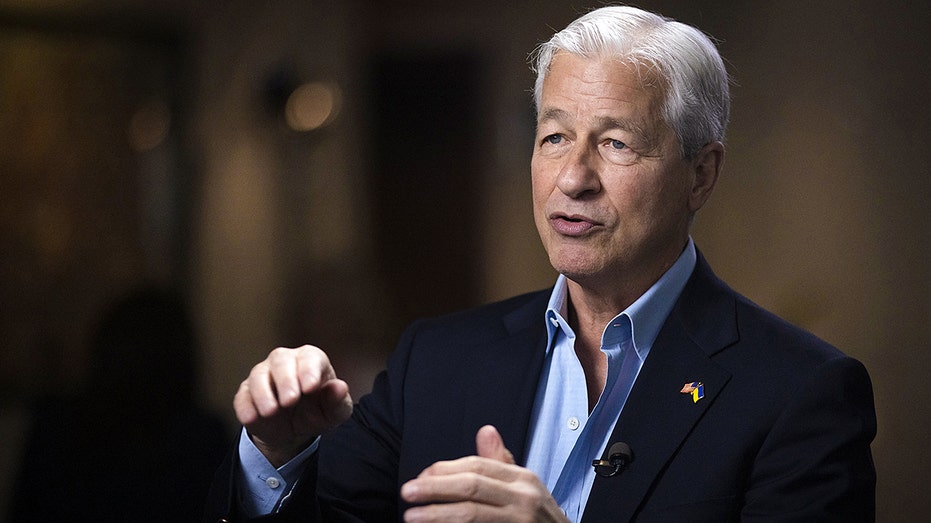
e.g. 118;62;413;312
680;381;704;403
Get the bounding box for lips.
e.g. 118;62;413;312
549;213;601;236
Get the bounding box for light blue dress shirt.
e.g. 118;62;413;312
523;239;696;521
238;239;697;519
237;427;317;517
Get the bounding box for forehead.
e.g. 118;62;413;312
539;52;665;123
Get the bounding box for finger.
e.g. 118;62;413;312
419;455;522;483
292;378;353;432
267;347;302;407
404;501;508;522
292;346;352;429
476;425;515;464
233;380;260;425
318;378;353;425
403;474;570;523
295;345;336;396
243;360;286;417
401;471;513;507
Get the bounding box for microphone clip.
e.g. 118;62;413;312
592;441;632;477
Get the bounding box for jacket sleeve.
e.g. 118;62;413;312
741;355;877;521
313;322;421;522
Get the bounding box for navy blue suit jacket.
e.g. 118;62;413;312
205;252;876;522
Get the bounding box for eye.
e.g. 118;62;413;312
601;137;639;166
543;134;564;145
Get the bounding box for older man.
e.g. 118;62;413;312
206;6;876;522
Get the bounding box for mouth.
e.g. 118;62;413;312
549;213;601;236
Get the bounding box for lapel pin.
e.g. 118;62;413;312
680;381;704;403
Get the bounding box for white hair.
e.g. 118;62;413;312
531;5;730;159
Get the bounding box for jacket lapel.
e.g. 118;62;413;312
582;254;738;522
460;291;550;464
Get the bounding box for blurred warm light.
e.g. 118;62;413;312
284;81;342;132
128;101;171;152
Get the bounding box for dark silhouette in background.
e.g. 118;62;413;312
8;287;229;522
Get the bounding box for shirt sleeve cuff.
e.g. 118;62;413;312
236;427;320;517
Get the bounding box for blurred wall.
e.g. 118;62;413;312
1;0;928;520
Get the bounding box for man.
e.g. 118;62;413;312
206;6;876;522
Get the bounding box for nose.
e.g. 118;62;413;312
556;145;601;198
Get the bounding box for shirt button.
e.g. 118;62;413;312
266;477;281;489
567;416;580;430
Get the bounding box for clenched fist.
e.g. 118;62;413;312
234;345;353;467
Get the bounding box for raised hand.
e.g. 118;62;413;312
233;345;353;467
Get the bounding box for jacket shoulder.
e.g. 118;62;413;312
404;288;551;342
683;251;847;365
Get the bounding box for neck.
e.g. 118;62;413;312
565;287;623;413
563;260;668;411
565;272;650;333
564;237;690;329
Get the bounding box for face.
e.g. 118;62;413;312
532;52;718;293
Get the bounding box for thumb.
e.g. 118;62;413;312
319;379;354;426
476;425;515;464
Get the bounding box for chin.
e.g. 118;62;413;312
548;254;606;282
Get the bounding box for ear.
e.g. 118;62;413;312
688;141;725;213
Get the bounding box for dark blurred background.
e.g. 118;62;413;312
0;0;928;521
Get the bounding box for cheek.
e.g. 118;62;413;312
616;168;680;206
602;177;677;234
631;179;692;234
530;169;555;239
530;163;551;208
531;183;551;234
602;177;648;214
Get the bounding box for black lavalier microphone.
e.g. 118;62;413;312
592;442;633;477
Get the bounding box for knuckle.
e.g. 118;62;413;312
248;361;267;378
463;455;486;473
306;345;331;366
463;474;482;499
269;346;291;361
511;482;544;508
295;345;328;368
